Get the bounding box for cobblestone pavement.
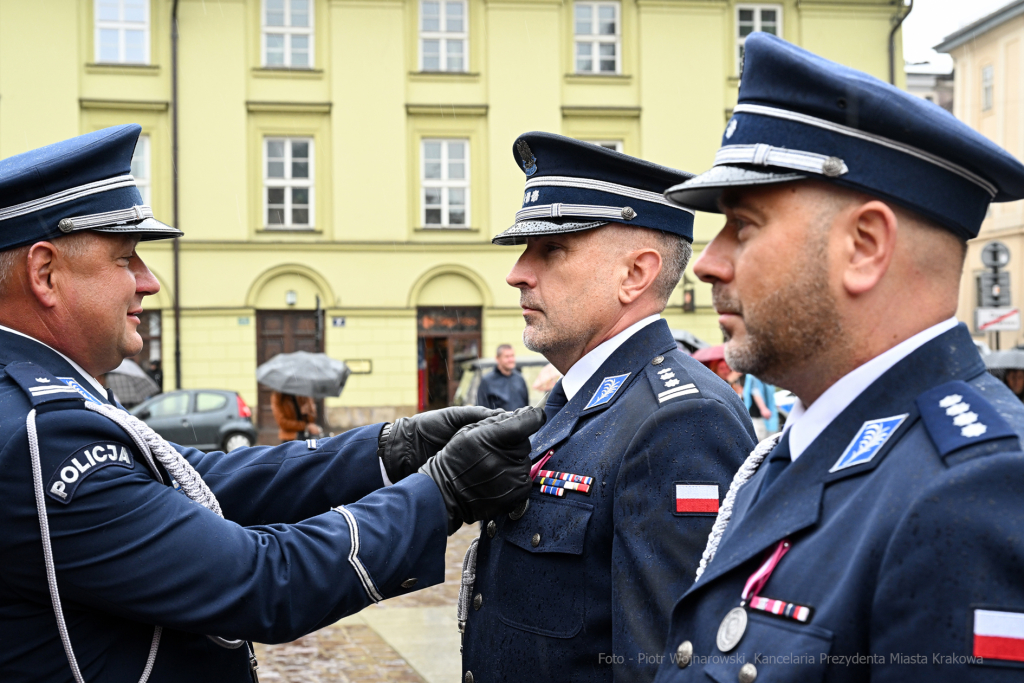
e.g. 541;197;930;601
253;523;479;682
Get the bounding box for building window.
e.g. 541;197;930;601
585;140;623;152
263;0;314;68
420;1;468;72
422;139;469;228
131;134;151;206
982;64;994;111
264;137;314;229
574;2;620;74
95;0;149;64
736;5;781;74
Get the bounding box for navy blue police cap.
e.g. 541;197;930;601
0;124;180;252
664;33;1024;241
492;132;695;245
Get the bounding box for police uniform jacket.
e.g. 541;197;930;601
0;329;448;682
653;323;1024;683
462;320;755;682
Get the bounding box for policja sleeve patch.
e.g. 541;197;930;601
47;441;134;504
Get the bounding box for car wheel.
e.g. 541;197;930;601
224;433;253;452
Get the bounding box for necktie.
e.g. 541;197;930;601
753;431;792;504
543;380;568;423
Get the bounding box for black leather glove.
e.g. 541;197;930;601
379;406;502;483
419;406;545;535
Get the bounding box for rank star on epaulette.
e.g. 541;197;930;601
829;414;908;473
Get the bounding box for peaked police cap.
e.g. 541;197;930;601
0;124;181;252
665;33;1024;240
493;132;695;245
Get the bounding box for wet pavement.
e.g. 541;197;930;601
253;523;478;682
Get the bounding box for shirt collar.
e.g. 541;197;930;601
784;317;959;461
0;323;109;397
561;314;661;401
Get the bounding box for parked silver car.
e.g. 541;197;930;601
130;389;257;452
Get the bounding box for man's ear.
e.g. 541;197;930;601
840;200;898;297
25;241;60;308
618;248;662;305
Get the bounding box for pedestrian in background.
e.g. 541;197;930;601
476;343;530;411
271;390;322;442
743;374;778;440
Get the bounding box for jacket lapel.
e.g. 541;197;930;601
530;320;676;458
691;324;987;591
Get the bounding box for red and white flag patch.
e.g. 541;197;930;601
674;483;719;515
974;609;1024;662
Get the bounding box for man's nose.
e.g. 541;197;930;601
506;250;536;290
132;255;161;296
693;231;734;285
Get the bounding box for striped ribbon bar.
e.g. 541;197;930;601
537;469;594;486
538;485;565;497
748;596;813;623
536;477;591;494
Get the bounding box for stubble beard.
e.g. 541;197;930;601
716;238;845;388
521;293;596;366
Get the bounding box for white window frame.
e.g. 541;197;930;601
262;0;315;69
421;139;470;229
735;4;782;75
264;137;315;230
585;140;623;152
419;0;469;72
131;134;151;207
574;1;621;75
94;0;150;64
982;64;994;112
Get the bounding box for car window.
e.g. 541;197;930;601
195;392;228;413
148;393;189;417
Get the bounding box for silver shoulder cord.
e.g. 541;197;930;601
26;402;241;683
457;537;479;641
694;432;782;582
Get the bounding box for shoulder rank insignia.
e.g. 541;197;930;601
584;373;630;410
645;355;701;405
830;414;908;473
4;362;84;407
916;380;1018;457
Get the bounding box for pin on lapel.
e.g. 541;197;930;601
829;414;908;473
584;373;630;410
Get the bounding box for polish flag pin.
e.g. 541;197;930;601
974;609;1024;662
675;483;720;514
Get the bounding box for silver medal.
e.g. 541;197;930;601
716;607;747;652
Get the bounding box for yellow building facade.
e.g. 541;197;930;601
0;0;905;437
938;2;1024;350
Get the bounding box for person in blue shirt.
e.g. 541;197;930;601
476;344;530;411
0;125;543;683
742;374;778;440
652;33;1024;683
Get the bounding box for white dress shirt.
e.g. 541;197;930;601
0;323;107;399
784;317;959;461
561;314;661;401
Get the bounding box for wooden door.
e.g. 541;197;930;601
256;311;324;444
417;307;481;411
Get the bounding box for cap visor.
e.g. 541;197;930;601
664;165;806;213
92;217;183;240
492;218;609;245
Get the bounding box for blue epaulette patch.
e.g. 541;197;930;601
644;355;701;405
4;362;85;408
916;380;1018;457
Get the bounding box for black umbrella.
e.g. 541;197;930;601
106;359;161;406
256;352;350;399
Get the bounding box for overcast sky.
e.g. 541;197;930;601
903;0;1015;72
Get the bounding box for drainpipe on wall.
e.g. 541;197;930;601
889;0;914;86
171;0;182;389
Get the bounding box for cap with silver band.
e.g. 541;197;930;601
493;132;695;246
0;124;181;252
664;33;1024;241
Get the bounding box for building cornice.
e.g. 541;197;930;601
935;0;1024;53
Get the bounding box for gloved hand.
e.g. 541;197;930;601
380;406;502;483
419;406;545;535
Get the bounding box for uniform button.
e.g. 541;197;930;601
486;520;497;538
509;498;529;520
531;533;541;547
464;671;474;683
676;640;693;668
400;578;418;589
473;593;483;610
652;355;665;366
738;662;757;683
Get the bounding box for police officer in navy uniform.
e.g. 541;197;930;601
459;133;756;683
0;124;544;682
651;34;1024;683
